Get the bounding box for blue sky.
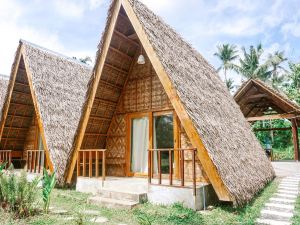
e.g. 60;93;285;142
0;0;300;85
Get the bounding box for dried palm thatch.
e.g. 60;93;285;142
235;79;300;117
0;78;9;120
0;40;92;182
87;0;275;205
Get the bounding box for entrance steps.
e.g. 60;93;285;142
88;189;147;209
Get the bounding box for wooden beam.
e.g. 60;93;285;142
22;47;54;172
94;97;118;105
109;46;133;61
84;133;108;136
247;93;268;100
247;113;297;122
99;80;123;90
89;115;111;121
3;126;29;131
7;114;32;119
253;127;291;132
114;30;139;47
292;119;299;161
105;63;129;75
122;0;232;201
66;0;122;183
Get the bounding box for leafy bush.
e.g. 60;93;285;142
42;168;56;214
0;170;40;217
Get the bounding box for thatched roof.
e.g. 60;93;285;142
73;0;274;205
235;79;300;118
0;40;92;182
0;79;9;120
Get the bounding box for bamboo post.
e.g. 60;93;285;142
102;150;106;187
192;149;196;196
95;151;99;178
83;152;86;177
89;151;92;178
158;150;162;185
77;151;80;177
148;150;151;184
169;149;173;186
292;119;299;161
181;150;185;186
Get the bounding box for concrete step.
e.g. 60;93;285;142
265;203;294;212
260;209;293;222
97;189;147;203
269;198;295;204
279;183;299;187
88;196;139;209
256;218;291;225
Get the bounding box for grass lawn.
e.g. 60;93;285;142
0;180;278;225
292;189;300;225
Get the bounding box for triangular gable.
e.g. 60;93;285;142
67;0;274;205
235;79;300;118
0;41;92;182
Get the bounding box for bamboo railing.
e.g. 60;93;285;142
0;150;12;168
77;149;106;186
26;150;45;173
148;148;197;196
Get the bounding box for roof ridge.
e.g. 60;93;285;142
20;39;93;69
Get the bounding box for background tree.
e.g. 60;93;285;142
214;44;238;86
266;51;287;88
237;44;271;81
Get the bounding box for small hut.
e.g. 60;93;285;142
234;79;300;161
66;0;274;206
0;40;92;180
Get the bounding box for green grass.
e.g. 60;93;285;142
0;180;279;225
292;188;300;225
201;180;279;225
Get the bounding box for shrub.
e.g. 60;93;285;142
0;170;40;217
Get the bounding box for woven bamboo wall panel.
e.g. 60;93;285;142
82;136;106;150
115;13;135;36
106;114;126;176
180;131;209;182
23;116;38;158
85;120;110;134
119;55;173;114
106;50;131;72
90;100;116;119
95;83;121;103
110;32;137;58
101;65;127;87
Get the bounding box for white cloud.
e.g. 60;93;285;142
88;0;105;10
281;21;300;38
54;0;85;18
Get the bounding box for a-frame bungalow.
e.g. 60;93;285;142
66;0;274;208
234;79;300;161
0;40;91;180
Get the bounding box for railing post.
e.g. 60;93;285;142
8;151;11;168
102;150;106;187
158;150;162;185
89;151;92;178
181;150;185;186
95;151;99;178
83;152;86;177
192;149;196;196
169;149;173;186
77;151;80;177
148;149;151;184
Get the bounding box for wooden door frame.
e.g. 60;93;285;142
125;110;180;178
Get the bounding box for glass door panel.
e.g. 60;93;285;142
153;114;174;173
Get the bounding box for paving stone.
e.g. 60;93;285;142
269;197;295;204
51;209;68;215
256;218;291;225
278;190;299;195
276;193;298;199
64;217;75;221
83;209;101;215
265;203;294;210
90;216;108;223
261;209;293;218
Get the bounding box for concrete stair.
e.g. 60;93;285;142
88;189;148;209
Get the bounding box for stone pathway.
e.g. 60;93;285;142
256;174;300;225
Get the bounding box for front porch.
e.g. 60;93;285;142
76;176;217;210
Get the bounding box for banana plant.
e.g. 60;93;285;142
42;168;56;214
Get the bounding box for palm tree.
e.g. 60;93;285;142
237;44;271;81
266;51;287;87
226;78;235;91
214;44;239;83
288;62;300;90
